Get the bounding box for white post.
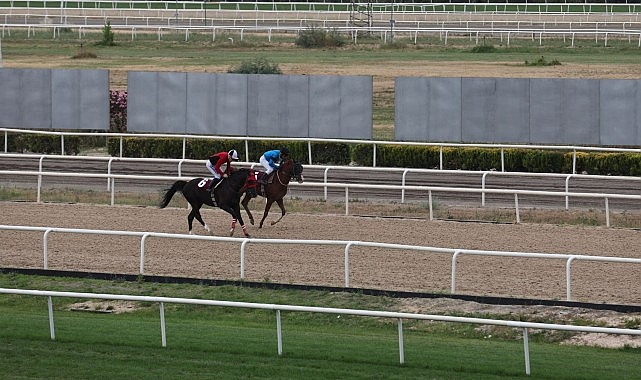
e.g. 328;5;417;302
160;302;167;347
276;310;283;355
397;318;405;364
48;296;56;340
523;328;531;375
0;37;3;67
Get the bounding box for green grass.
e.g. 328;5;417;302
0;273;640;379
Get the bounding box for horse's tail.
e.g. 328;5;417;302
159;180;187;208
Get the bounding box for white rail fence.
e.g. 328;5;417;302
3;22;641;47
3;152;640;208
2;288;640;375
1;169;639;226
4;0;641;47
2;224;641;302
3;128;640;171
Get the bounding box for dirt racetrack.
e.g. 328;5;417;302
2;201;640;305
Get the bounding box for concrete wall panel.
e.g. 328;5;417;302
600;79;641;146
530;78;600;145
0;69;21;127
462;78;529;143
52;69;109;130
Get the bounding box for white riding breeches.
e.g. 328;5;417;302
206;160;221;179
259;155;275;175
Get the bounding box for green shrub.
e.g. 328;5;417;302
521;149;566;173
227;57;282;74
71;43;98;59
102;136;641;176
376;145;441;169
470;44;497;53
10;134;80;155
295;26;345;48
95;21;116;46
525;56;561;66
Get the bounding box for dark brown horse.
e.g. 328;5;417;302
159;168;254;237
241;158;304;228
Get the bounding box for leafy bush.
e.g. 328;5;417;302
227;57;282;74
71;43;97;59
10;134;80;155
470;44;497;53
295;26;345;48
97;21;116;46
109;90;127;132
525;56;561;66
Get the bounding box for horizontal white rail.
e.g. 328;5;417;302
4;153;640;204
1;168;640;226
2;224;640;303
2;1;641;15
1;286;640;375
3;127;640;170
2;22;641;48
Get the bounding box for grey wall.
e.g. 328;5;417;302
395;77;641;146
127;72;372;139
0;68;109;130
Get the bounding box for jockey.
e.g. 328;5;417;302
206;149;239;189
258;147;289;184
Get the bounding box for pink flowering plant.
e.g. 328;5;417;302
109;90;127;132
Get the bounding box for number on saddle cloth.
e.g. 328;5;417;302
198;178;219;205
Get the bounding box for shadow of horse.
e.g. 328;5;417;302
241;158;304;228
159;168;253;237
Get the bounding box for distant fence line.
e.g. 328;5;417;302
3;287;641;375
2;224;641;302
2;22;641;48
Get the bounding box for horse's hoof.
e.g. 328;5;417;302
244;234;251;238
249;220;255;225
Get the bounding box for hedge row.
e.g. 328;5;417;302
106;137;641;176
5;134;639;176
5;134;83;155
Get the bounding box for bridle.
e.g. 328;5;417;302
276;161;291;186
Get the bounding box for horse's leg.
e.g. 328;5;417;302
259;199;275;229
187;209;196;234
189;203;209;234
233;205;250;238
230;218;237;236
241;193;255;225
220;204;250;238
270;198;287;226
194;209;210;234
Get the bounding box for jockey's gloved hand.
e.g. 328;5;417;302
223;174;228;178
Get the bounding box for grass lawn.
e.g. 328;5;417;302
0;273;640;379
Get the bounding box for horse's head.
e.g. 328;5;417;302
292;161;304;183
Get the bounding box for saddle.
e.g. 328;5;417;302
201;178;221;206
255;172;275;194
257;172;275;184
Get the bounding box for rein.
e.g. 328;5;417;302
276;168;289;186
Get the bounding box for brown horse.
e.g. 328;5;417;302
241;158;304;228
